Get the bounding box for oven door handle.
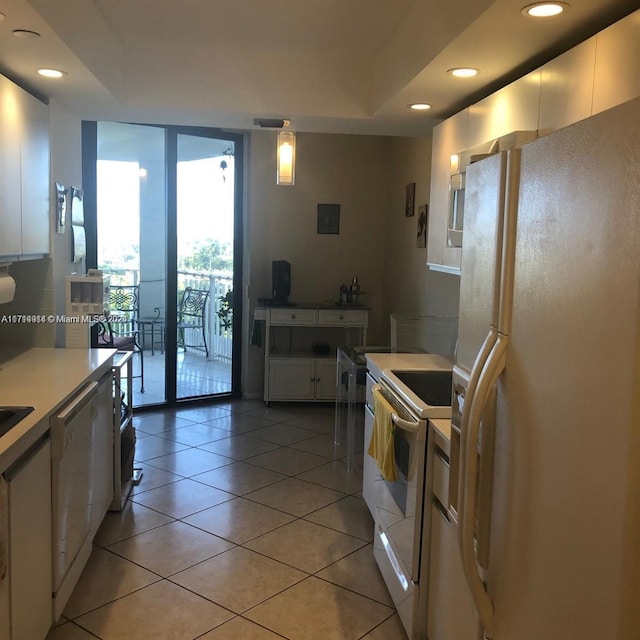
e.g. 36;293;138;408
391;412;419;434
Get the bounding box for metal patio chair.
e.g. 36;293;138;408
97;285;144;392
177;287;210;357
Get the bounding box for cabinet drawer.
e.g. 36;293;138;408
432;448;450;508
270;308;317;325
318;309;365;326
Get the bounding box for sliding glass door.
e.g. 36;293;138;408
85;121;243;408
175;133;237;400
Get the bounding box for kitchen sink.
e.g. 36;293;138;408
0;406;34;438
390;370;453;407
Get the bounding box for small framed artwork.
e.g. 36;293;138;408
317;203;340;234
405;182;416;217
417;204;428;248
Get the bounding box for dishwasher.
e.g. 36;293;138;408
51;380;98;620
2;434;52;640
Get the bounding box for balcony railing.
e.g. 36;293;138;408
102;267;233;361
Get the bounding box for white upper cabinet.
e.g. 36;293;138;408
538;39;596;136
466;71;541;149
20;87;50;256
0;76;24;257
426;9;640;276
428;109;468;273
592;13;640;116
0;74;50;260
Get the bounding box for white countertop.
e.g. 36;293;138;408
365;352;453;381
430;418;452;452
0;347;115;469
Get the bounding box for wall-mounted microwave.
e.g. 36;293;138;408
447;171;465;248
446;130;538;250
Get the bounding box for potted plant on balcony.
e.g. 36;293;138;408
216;290;233;331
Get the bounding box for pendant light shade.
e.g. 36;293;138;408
277;130;296;186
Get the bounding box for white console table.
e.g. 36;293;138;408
262;304;368;404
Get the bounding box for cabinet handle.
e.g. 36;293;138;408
291;314;296;319
339;314;344;320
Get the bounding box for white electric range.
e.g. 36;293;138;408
363;352;453;640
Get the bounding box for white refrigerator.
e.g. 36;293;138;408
450;96;640;640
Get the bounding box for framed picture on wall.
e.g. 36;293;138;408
417;204;428;248
317;203;340;234
405;182;416;217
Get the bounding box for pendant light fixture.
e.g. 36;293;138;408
277;122;296;186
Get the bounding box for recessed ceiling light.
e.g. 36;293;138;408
13;29;41;38
522;2;568;17
448;68;479;78
409;103;432;110
37;68;67;78
0;12;6;22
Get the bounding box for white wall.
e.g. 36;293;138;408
49;100;84;346
244;130;393;396
242;130;460;397
383;136;460;329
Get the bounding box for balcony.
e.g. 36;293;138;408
103;268;233;406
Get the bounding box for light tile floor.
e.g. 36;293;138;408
47;401;409;640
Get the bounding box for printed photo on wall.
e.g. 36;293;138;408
417;204;428;248
405;182;416;217
317;203;341;234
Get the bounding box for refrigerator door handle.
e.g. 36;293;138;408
457;327;497;523
459;333;508;639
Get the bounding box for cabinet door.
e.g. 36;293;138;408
8;438;52;640
538;38;596;136
0;76;23;257
314;359;337;400
592;16;640;116
20;89;50;256
0;478;8;640
268;359;315;400
467;71;541;149
428;109;468;272
427;503;480;640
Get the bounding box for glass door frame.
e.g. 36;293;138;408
82;121;244;408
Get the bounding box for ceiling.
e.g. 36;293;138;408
0;0;637;136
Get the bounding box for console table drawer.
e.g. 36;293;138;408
318;309;365;326
269;308;318;325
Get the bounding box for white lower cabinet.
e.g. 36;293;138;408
314;360;337;400
0;477;9;640
427;502;479;640
267;358;336;401
5;437;52;640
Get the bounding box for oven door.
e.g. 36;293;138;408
371;383;428;638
